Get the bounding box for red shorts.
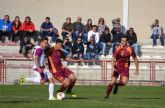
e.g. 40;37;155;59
52;68;73;83
114;69;129;78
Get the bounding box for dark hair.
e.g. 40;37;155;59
98;18;105;25
40;37;48;42
66;17;71;21
25;16;31;21
87;19;92;25
46;17;50;20
15;16;20;19
56;39;63;44
4;15;10;18
121;35;128;41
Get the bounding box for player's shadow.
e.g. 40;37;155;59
0;100;41;103
123;97;163;100
65;97;88;100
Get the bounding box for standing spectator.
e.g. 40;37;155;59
11;16;23;43
82;19;93;44
100;28;112;55
85;36;98;66
150;19;164;46
72;37;84;65
111;26;124;52
126;28;141;56
0;15;12;43
22;16;37;42
40;17;58;42
19;36;34;57
61;17;74;42
62;36;72;65
111;17;126;35
98;18;108;36
73;17;84;42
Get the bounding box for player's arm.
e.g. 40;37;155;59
34;55;43;73
133;56;139;75
111;56;116;75
132;48;139;75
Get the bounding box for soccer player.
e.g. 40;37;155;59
105;36;139;99
45;39;79;97
19;37;56;100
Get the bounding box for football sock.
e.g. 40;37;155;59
49;83;54;99
58;85;67;92
116;81;125;86
25;77;40;83
106;83;114;97
67;80;76;92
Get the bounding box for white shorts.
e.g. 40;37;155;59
33;70;51;82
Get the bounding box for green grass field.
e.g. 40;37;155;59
0;85;164;108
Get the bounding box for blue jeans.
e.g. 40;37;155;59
96;42;106;55
112;42;119;53
152;35;164;46
131;44;140;56
82;33;88;45
41;31;56;42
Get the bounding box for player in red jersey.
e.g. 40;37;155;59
105;36;139;99
45;39;80;97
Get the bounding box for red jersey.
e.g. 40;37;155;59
113;45;136;70
47;48;66;73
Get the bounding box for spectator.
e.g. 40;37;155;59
100;28;112;55
126;28;141;56
72;37;84;65
111;17;126;35
111;26;124;52
82;19;93;44
11;16;23;43
40;17;58;42
73;17;84;42
19;36;34;57
88;25;104;55
85;36;98;66
22;16;37;42
62;36;72;65
61;17;74;42
150;19;164;46
98;18;108;36
0;15;12;43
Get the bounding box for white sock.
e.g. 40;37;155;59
49;83;54;99
25;77;40;83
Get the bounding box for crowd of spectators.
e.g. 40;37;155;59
1;15;156;65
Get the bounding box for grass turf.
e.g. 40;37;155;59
0;85;164;108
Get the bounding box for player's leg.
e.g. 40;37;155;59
113;76;129;95
19;70;42;84
58;78;70;92
105;75;117;99
66;73;77;97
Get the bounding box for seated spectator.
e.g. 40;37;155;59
82;19;93;44
100;28;112;55
73;17;84;42
11;16;23;43
19;36;34;57
98;18;108;36
126;28;141;56
40;17;58;42
111;17;126;35
61;36;72;65
22;16;37;42
72;37;84;65
85;36;98;66
88;25;103;55
111;26;124;52
150;19;164;46
61;17;74;42
0;15;12;43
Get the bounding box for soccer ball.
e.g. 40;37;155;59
56;92;65;100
